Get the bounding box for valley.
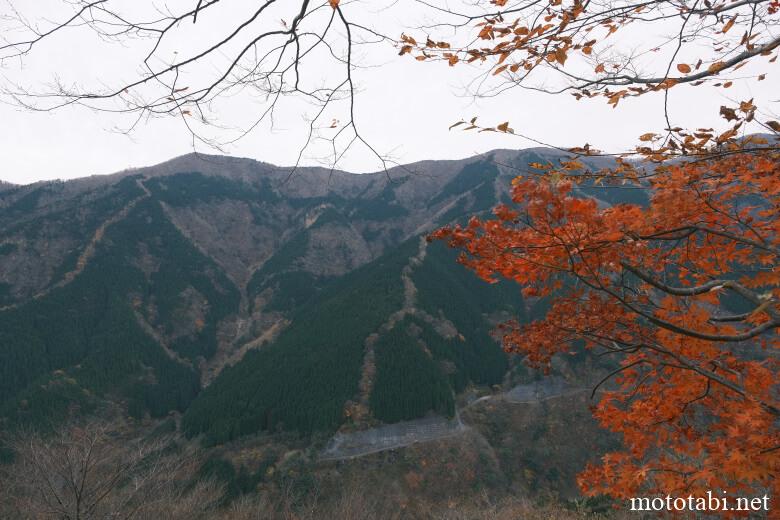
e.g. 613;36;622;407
0;149;631;516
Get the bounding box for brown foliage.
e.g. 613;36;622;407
0;421;222;520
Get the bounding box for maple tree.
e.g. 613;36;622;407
416;0;780;508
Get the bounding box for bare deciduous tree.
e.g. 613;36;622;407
0;420;222;520
0;1;397;173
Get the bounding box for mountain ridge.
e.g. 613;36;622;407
2;147;556;188
0;146;633;442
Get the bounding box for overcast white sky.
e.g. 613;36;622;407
0;0;776;185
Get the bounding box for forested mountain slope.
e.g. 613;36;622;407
183;238;525;444
0;149;637;436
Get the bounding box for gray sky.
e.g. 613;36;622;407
0;0;776;185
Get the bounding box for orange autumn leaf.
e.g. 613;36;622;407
554;48;568;65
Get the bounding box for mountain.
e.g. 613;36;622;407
0;149;639;437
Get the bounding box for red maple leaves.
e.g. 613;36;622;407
432;147;779;502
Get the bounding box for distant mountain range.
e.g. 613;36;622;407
0;149;645;440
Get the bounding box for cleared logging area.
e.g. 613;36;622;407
320;414;466;461
321;377;584;461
